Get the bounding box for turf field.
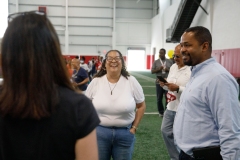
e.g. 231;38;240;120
130;71;169;160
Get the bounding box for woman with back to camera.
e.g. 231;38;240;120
86;50;146;160
0;11;99;160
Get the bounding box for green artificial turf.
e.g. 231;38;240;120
142;86;156;95
130;71;170;160
144;96;158;113
132;115;169;160
130;71;156;79
137;81;156;86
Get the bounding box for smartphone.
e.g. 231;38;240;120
157;76;168;83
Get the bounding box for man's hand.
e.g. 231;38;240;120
151;66;164;74
72;82;79;87
159;81;165;87
159;66;164;71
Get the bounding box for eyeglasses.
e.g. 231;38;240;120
8;11;45;23
106;56;122;62
173;55;181;59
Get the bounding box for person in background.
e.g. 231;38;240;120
65;57;73;79
0;11;99;160
173;26;240;160
91;57;97;77
88;58;93;81
96;56;103;73
71;58;89;94
151;48;173;117
86;50;146;160
80;56;89;73
159;44;191;160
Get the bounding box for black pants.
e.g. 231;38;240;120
179;151;195;160
156;83;167;114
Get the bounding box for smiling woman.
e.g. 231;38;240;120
86;50;146;160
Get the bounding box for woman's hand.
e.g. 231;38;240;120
131;101;146;135
72;82;79;87
130;127;136;134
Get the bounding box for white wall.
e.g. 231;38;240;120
115;0;153;56
8;0;154;57
152;0;240;55
8;0;239;58
192;0;240;50
151;0;180;59
0;1;8;38
210;0;239;50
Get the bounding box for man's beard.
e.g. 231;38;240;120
183;54;193;66
160;57;165;60
184;59;192;66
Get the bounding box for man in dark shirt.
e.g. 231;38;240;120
71;58;89;93
151;48;173;116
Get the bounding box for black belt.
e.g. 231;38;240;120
180;150;195;160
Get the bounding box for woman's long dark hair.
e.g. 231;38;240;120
94;50;130;79
0;13;74;119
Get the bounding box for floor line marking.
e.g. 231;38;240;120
144;112;159;115
130;72;156;82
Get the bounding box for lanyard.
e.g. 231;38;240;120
159;59;166;66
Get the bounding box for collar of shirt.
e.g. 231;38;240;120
178;65;189;71
191;57;215;77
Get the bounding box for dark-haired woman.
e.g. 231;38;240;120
86;50;146;160
0;11;99;160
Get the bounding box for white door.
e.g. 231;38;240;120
127;50;145;71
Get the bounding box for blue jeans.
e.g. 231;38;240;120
161;109;179;160
96;125;135;160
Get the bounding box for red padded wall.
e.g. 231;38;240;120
146;54;154;69
63;55;126;64
212;48;240;78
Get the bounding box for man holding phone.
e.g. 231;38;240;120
151;48;173;117
159;44;191;160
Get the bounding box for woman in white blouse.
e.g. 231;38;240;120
159;44;191;160
86;50;146;160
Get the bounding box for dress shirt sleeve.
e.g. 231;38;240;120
178;67;191;93
166;65;173;82
178;86;185;93
207;74;240;160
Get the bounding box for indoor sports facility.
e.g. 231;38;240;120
0;0;240;160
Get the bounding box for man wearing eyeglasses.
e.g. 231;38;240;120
159;44;191;160
151;48;173;117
